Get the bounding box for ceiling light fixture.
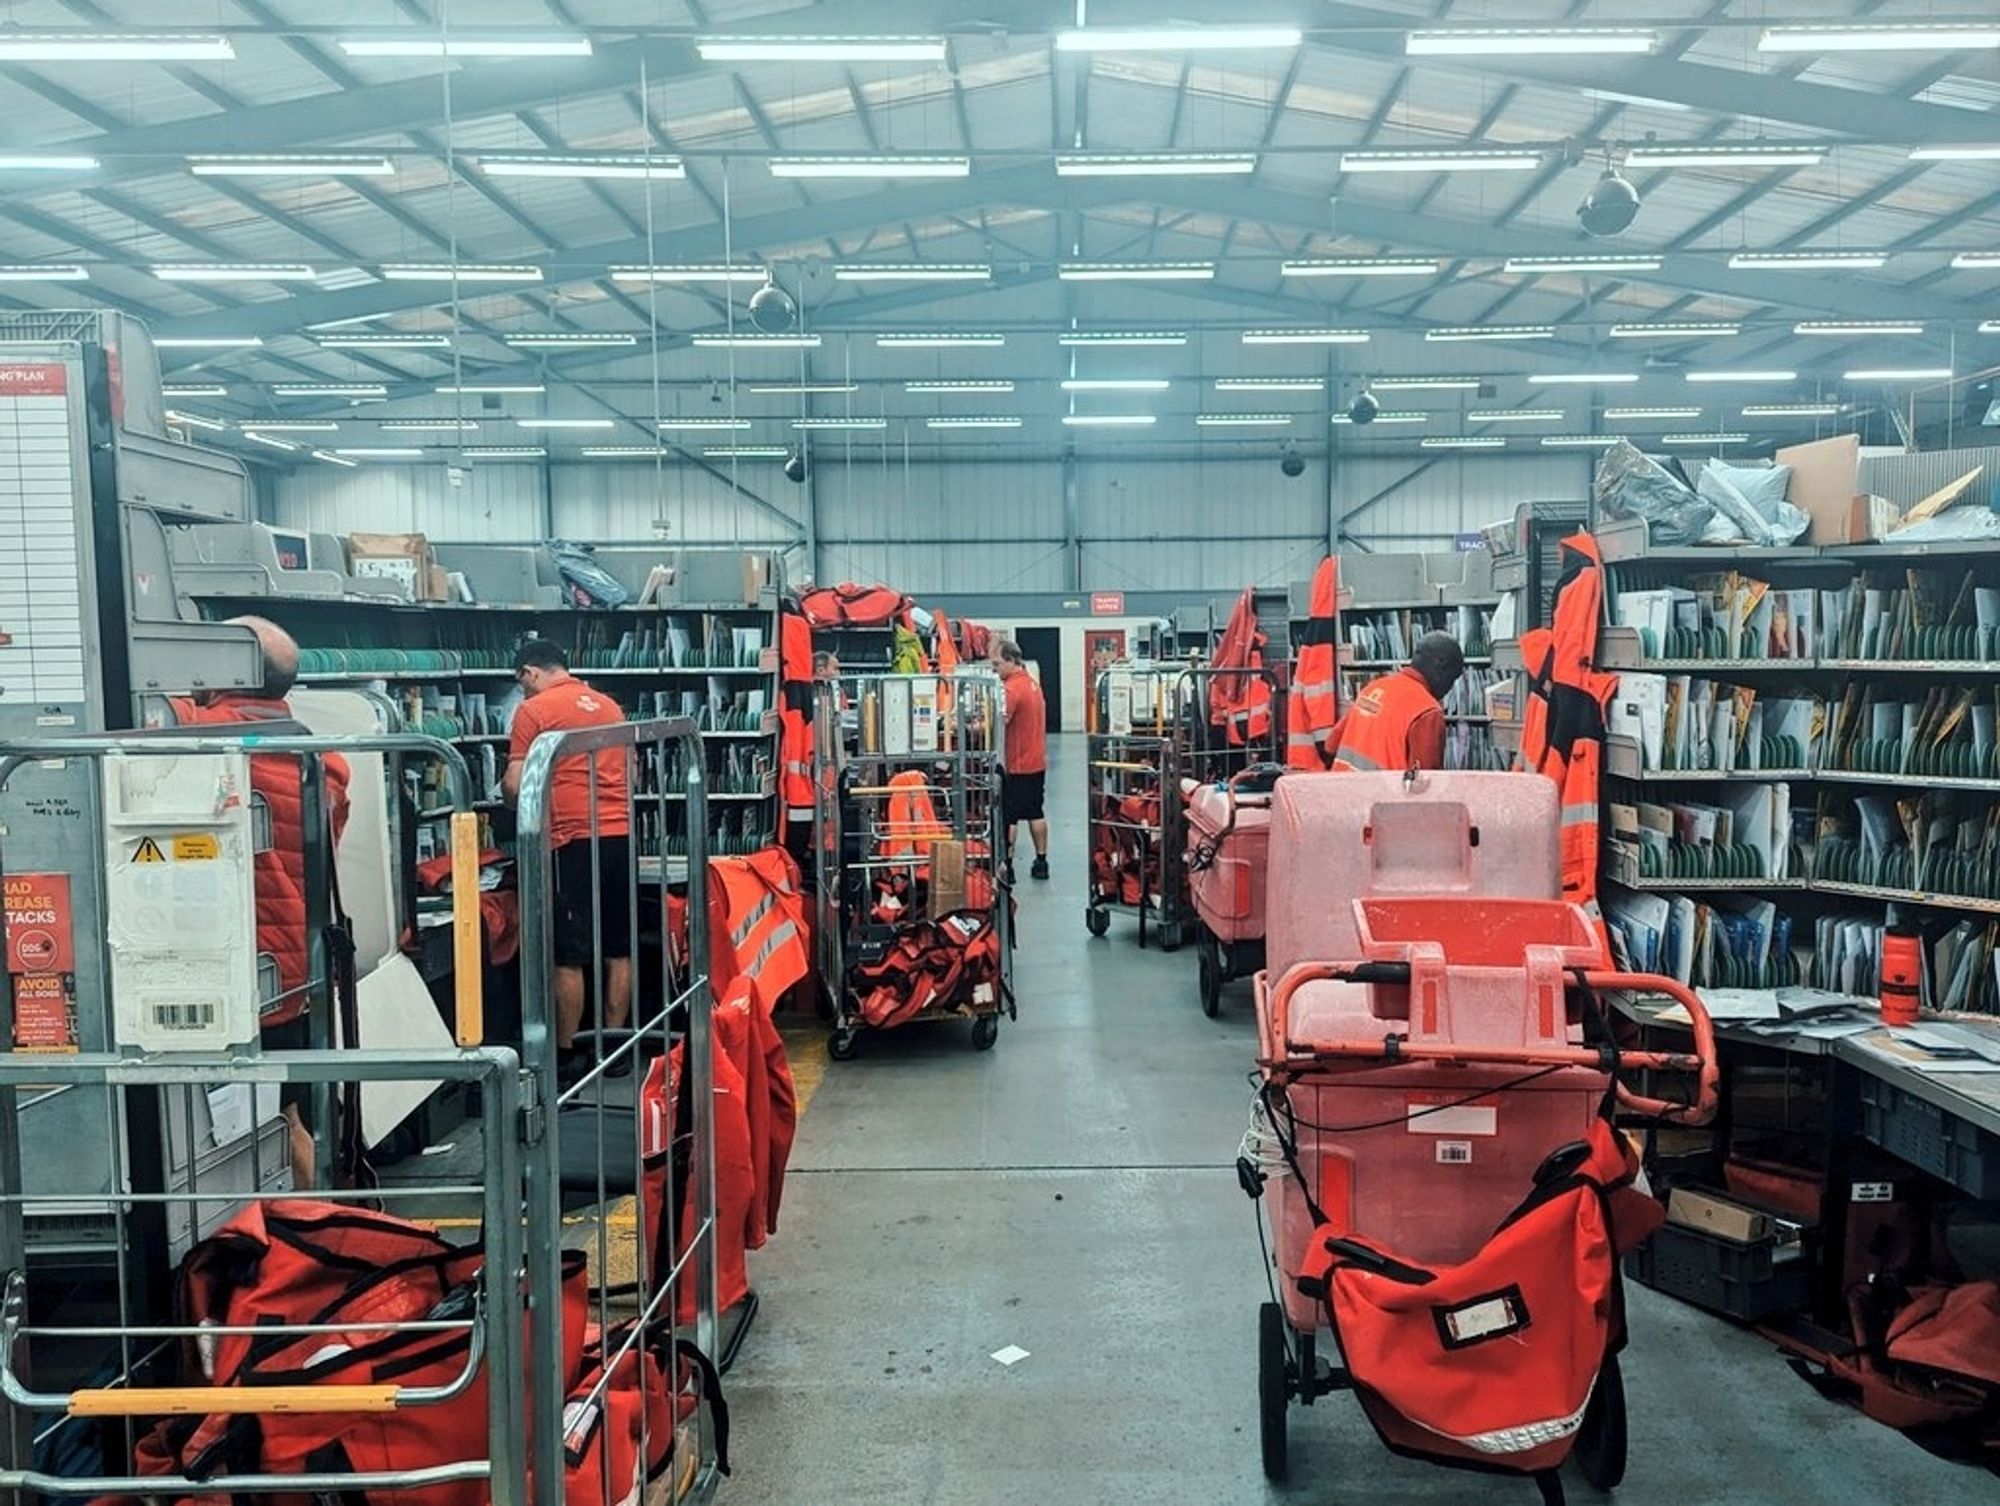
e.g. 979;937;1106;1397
1407;28;1656;56
1371;376;1481;390
1330;411;1427;424
1281;257;1440;278
1055;152;1256;176
1758;25;2000;52
1730;250;1887;269
1468;409;1566;423
381;263;543;282
334;447;425;458
656;417;753;431
874;332;1006;347
0;34;233;61
1340;148;1542;173
381;420;481;432
0;263;88;281
1059;261;1215;281
1625;144;1826;168
610;264;764;283
163;409;227;433
311;450;357;467
464;447;547;458
1055;26;1302;52
1504;254;1663;274
1427;324;1556;342
1580;86;1693;112
1795;319;1926;336
705;445;791;458
479;153;684;179
1541;435;1620;448
926;416;1024;428
437;383;545;395
695;35;946;62
190;154;395;177
0;155;99;171
906;380;1015;393
275;383;388;398
162;383;227;398
690;333;822;348
1981;321;2000;335
792;418;888;431
241;431;301;452
317;333;453;348
503;333;638;348
338;34;592;58
1241;328;1371;345
1216;377;1325;391
241;421;338;432
1194;414;1293;427
1952;252;2000;268
581;447;671;458
768;155;969;178
1604;406;1702;420
1661;433;1752;445
833;263;991;282
1421;435;1509;449
1061;379;1171;392
1608;321;1743;338
154;263;318;282
749;382;859;394
1910;145;2000;161
1741;403;1844;418
1844;367;1953;381
517;418;614;430
1061;413;1158;426
1685;370;1798;383
1527;372;1639;385
1058;331;1188;346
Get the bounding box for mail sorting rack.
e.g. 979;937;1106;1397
0;725;726;1506
1086;664;1190;951
1165;665;1284;789
814;672;1014;1060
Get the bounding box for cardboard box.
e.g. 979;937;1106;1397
1667;1186;1772;1246
1849;494;1903;541
347;532;445;600
1776;434;1864;544
929;839;967;917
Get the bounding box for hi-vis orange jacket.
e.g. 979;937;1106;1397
1329;667;1442;773
1210;587;1273;746
1286;556;1341;770
778;605;814;840
1516;531;1616;915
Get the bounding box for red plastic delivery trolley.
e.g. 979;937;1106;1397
1247;770;1717;1504
1182;763;1283;1017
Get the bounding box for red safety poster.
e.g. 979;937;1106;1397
4;872;78;1051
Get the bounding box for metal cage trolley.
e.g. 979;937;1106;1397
1085;662;1189;950
813;671;1015;1060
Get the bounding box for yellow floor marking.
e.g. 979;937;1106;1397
781;1022;829;1118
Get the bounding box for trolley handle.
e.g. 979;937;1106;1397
1578;970;1720;1126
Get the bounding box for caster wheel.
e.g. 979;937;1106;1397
1085;906;1110;937
1259;1301;1290;1483
827;1030;860;1062
1198;933;1223;1018
1574;1350;1627;1491
971;1015;1000;1051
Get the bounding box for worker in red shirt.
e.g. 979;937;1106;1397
502;638;632;1078
170;615;349;1187
1330;632;1465;774
994;639;1050;881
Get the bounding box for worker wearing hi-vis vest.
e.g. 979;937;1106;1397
1329;632;1465;774
1286;555;1341;770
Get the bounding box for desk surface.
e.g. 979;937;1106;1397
1836;1022;2000;1141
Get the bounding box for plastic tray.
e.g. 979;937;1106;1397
1623;1222;1810;1322
1857;1075;2000;1200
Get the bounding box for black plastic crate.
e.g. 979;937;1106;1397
1857;1077;2000;1200
1624;1222;1811;1321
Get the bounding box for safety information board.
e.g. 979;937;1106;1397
3;870;77;1051
0;364;86;708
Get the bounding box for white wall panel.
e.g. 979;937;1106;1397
815;458;1064;544
1336;455;1590;549
1077;457;1327;541
267;464;544;540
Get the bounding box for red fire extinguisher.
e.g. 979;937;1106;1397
1880;926;1921;1027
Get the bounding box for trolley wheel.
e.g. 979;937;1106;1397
1258;1301;1290;1483
1574;1350;1628;1492
1198;931;1224;1018
971;1014;1000;1051
1085;906;1110;937
827;1029;861;1062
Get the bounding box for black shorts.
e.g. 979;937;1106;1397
263;1015;312;1123
1003;770;1046;825
554;835;634;968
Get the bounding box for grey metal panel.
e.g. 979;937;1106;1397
814;459;1064;543
267;464;547;540
549;464;802;545
1339;455;1592;548
1077;458;1326;541
816;538;1067;597
1859;446;2000;506
1083;536;1327;595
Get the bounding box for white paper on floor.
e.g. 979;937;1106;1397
990;1345;1030;1367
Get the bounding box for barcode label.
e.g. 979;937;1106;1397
1436;1141;1473;1165
1851;1181;1894;1203
151;1000;220;1032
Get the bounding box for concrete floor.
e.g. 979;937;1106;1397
724;734;1991;1505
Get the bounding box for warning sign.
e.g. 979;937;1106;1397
132;836;167;864
172;833;219;861
4;873;73;974
13;973;78;1053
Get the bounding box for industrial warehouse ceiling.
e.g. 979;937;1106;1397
0;2;1996;470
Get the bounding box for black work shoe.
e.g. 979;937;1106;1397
601;1048;634;1080
1031;856;1050;880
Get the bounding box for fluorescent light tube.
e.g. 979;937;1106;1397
1541;435;1620;448
1580;87;1691;113
517;418;614;430
1661;433;1751;445
437;384;545;395
1685;370;1797;383
1282;258;1440;278
610;264;764;283
1795;320;1925;336
1055;26;1301;52
906;380;1015;393
190;154;395;177
1059;261;1215;281
1061;379;1170;392
162;384;227;398
792;418;887;431
1372;376;1481;390
1528;372;1639;385
1952;252;2000;268
480;153;684;180
1421;436;1508;449
0;155;98;171
317;333;452;348
1428;324;1556;342
1759;25;2000;53
382;420;480;432
164;409;227;432
690;333;822;348
1241;328;1370;345
0;34;233;61
334;447;425;458
874;332;1006;347
242;421;338;432
1061;414;1157;426
464;447;546;458
154;263;317;282
382;263;542;282
1982;321;2000;335
768;156;968;178
655;418;752;430
311;450;356;467
1330;411;1427;425
749;382;859;394
1195;414;1293;427
503;333;638;348
1730;250;1886;269
833;263;991;282
927;416;1023;428
339;35;592;58
1468;409;1565;423
275;384;388;397
1741;404;1842;418
1604;406;1701;420
1340;148;1541;173
0;264;87;281
1408;29;1655;56
241;431;300;451
1055;153;1256;177
1058;331;1188;346
1628;145;1825;168
1609;321;1743;338
1910;145;2000;162
696;35;946;62
705;446;790;458
1844;367;1953;381
582;447;672;457
1216;377;1324;391
1504;255;1663;274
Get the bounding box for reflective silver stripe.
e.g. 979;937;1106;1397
730;890;777;949
1334;746;1382;772
741;918;802;979
1561;802;1597;828
1286;732;1322;748
784;760;812;775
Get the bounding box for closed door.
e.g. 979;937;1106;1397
1083;629;1126;733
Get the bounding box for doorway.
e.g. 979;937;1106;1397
1016;626;1064;734
1081;628;1126;734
